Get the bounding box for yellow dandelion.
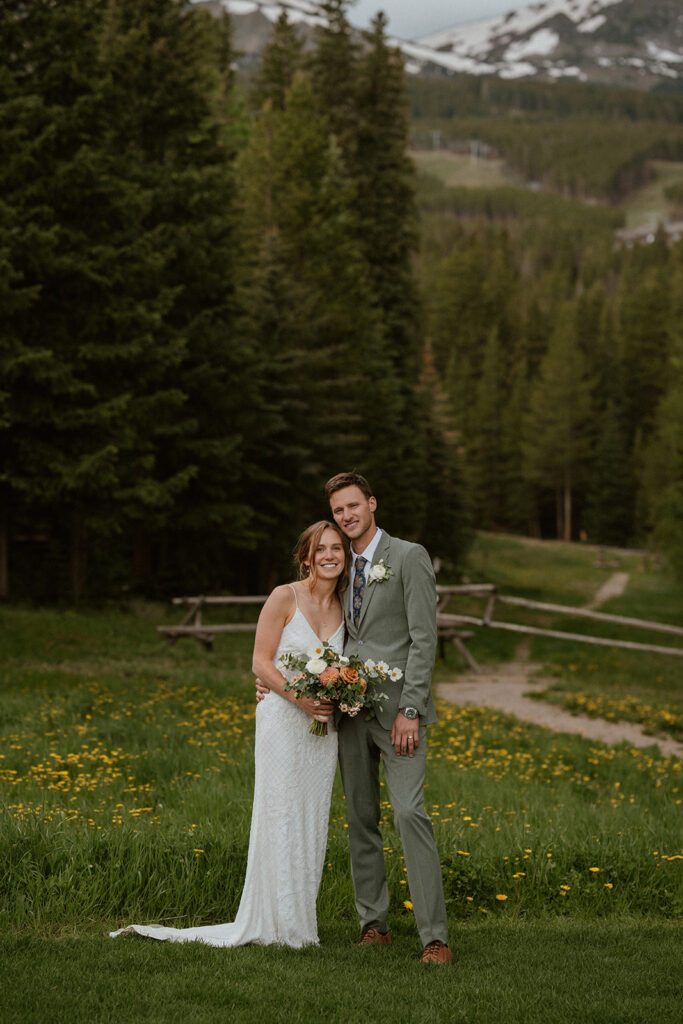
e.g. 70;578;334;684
193;849;204;854
496;894;508;901
589;867;599;873
403;900;413;910
604;883;613;889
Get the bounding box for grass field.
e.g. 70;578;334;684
1;534;681;1021
619;160;683;229
412;148;683;231
411;149;514;189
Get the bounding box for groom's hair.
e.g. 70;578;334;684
324;472;373;500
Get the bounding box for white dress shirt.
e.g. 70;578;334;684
349;528;383;617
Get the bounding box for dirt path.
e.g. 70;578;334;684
586;571;630;610
436;573;683;759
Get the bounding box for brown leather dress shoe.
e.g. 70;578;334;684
355;927;392;946
421;940;454;964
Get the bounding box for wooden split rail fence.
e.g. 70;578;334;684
158;585;683;669
436;584;683;670
157;589;479;660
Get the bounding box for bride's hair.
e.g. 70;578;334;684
295;520;349;592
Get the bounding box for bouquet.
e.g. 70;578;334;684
279;642;401;736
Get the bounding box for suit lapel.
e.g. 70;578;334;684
357;531;391;629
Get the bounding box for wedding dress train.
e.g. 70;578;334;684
110;603;342;948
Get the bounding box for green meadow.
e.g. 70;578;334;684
1;534;681;1022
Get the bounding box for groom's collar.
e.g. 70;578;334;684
351;527;383;566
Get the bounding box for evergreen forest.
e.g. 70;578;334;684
1;0;682;601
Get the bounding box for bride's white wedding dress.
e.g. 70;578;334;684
110;593;342;948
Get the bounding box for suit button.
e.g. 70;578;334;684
358;640;363;646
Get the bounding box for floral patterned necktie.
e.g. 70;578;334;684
352;555;367;628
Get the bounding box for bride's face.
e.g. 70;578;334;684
306;528;346;582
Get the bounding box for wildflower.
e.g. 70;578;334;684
604;883;613;889
404;900;413;910
495;894;507;901
589;867;600;873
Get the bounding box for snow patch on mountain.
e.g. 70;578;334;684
419;0;621;52
577;14;607;33
646;41;683;64
221;0;323;24
504;29;560;62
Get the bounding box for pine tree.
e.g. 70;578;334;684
467;328;507;530
252;11;303;112
235;72;384;581
417;344;470;564
1;0;256;598
584;400;634;546
522;305;594;541
92;0;260;592
639;247;683;578
0;0;189;599
308;0;359;152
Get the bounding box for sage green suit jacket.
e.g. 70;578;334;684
342;530;438;729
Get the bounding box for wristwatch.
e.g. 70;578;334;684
400;706;419;720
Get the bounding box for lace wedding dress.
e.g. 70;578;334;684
110;596;342;948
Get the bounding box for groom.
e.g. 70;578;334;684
325;472;452;964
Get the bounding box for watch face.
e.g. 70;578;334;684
402;707;418;719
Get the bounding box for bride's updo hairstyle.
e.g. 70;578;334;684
295;520;349;593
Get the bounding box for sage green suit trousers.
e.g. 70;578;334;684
338;531;448;946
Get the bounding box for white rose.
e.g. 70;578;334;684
306;658;327;674
371;563;387;580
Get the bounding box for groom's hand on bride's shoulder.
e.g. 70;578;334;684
255;677;270;702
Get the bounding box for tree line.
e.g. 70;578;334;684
0;0;466;602
418;172;683;563
2;1;681;602
408;73;683;124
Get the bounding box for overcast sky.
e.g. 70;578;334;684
351;1;529;40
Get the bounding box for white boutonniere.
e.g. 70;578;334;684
367;559;394;585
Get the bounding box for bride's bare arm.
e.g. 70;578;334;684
252;588;333;722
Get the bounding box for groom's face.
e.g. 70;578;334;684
329;485;376;546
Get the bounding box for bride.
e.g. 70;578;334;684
111;520;349;948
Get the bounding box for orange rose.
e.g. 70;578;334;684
358;677;367;693
339;666;359;684
319;666;340;686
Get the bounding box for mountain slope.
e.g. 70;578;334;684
405;0;683;89
195;1;683;90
